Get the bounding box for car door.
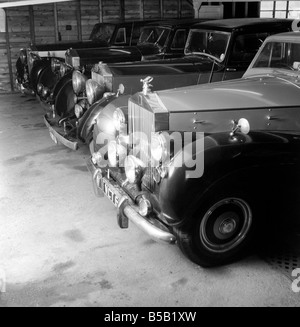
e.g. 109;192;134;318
222;32;269;81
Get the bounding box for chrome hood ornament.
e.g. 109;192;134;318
140;76;153;96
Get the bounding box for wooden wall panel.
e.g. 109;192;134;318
33;4;56;44
57;1;78;42
102;0;121;22
0;0;197;93
143;0;161;19
80;0;100;40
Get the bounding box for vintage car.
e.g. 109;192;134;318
15;20;156;95
43;18;292;151
37;18;204;108
86;31;300;267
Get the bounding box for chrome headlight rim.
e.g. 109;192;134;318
37;83;44;95
113;108;126;131
151;132;169;163
72;70;86;95
86;79;105;106
108;140;127;168
74;100;86;119
124;155;146;184
51;58;61;73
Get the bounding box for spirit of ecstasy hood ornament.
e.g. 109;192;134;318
140;76;153;96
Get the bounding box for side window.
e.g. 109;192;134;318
230;33;268;65
115;27;126;44
131;25;142;46
171;29;187;49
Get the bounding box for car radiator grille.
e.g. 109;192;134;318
128;101;155;191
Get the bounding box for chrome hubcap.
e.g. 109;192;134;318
200;198;252;253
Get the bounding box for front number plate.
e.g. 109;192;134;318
103;181;119;207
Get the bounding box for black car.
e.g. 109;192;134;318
43;18;292;152
16;20;156;95
36;18;205;109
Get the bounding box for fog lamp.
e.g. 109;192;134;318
151;133;168;163
138;196;152;217
74;101;85;119
124;155;146;184
42;87;50;99
113;108;126;131
86;79;105;105
108;140;127;167
51;58;61;73
37;83;43;95
72;70;87;95
92;151;103;166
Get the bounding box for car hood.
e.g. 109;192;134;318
75;46;143;64
156;75;300;113
108;55;213;76
33;41;108;52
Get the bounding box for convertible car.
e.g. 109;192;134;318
15;20;156;95
44;18;292;151
86;31;300;267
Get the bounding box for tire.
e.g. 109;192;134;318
175;189;260;267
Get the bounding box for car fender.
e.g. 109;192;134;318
29;59;51;92
78;96;117;143
159;131;299;226
37;66;60;92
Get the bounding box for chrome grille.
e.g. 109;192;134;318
129;100;155;190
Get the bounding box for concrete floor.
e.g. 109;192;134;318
0;93;299;307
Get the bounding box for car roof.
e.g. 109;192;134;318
144;18;208;29
266;31;300;42
193;18;293;31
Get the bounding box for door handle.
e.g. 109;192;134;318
226;68;237;72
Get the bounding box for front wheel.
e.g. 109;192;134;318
175;192;258;267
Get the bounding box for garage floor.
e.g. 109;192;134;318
0;93;300;307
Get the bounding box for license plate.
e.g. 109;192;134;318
103;181;119;207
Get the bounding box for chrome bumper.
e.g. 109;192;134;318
43;115;79;151
86;158;176;245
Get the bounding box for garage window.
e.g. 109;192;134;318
260;1;300;19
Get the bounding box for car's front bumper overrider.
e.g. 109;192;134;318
86;158;177;245
43;115;79;151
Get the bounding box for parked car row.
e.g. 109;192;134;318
16;18;300;267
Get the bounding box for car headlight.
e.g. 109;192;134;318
151;133;168;163
41;87;50;99
19;49;27;64
113;108;126;131
51;58;61;73
37;83;43;95
86;79;105;105
72;70;87;95
59;63;67;77
124;155;146;184
74;100;86;119
108;140;127;167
